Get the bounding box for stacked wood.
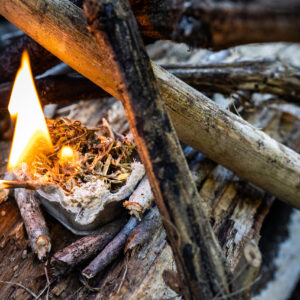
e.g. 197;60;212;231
1;0;300;211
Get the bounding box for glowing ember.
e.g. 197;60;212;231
8;51;53;170
59;146;76;165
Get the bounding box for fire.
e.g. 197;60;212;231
8;51;53;170
59;146;76;165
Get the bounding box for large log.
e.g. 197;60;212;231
83;0;232;299
131;0;300;48
1;0;300;210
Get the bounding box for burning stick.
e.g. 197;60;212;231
51;218;126;275
123;176;153;219
124;207;161;253
0;179;45;190
82;217;138;279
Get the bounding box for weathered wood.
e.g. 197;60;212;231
82;217;138;279
12;182;51;261
1;0;300;209
125;207;162;252
50;218;126;276
84;0;232;299
164;59;300;101
131;0;300;48
0;74;108;111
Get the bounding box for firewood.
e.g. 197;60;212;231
0;179;46;190
131;0;300;48
163;59;300;101
0;74;108;111
124;207;161;252
50;218;126;276
82;216;139;279
83;0;232;299
1;0;300;210
123;176;153;219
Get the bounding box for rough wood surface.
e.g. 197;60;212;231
1;0;300;209
164;59;300;101
84;0;234;298
131;0;300;48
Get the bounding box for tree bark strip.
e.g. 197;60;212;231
84;1;233;299
1;0;300;210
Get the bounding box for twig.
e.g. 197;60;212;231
0;179;46;190
0;280;37;298
82;217;138;279
51;218;126;275
84;0;232;299
124;207;161;252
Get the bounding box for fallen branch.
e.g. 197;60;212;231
163;59;300;101
84;0;232;299
51;218;126;275
82;217;138;279
125;207;161;252
1;0;300;210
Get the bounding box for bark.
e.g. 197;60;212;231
163;59;300;101
0;74;108;111
1;0;300;210
84;0;232;299
82;217;138;279
50;218;126;276
0;97;299;299
130;0;300;49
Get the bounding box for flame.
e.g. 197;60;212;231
59;146;76;164
8;51;53;170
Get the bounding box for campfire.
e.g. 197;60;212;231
0;0;300;299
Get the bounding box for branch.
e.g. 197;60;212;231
84;0;232;299
163;59;300;101
1;0;300;210
131;0;300;48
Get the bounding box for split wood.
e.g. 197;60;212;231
1;0;300;209
51;218;126;276
84;0;233;299
82;216;138;279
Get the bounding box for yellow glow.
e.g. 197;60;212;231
59;146;75;163
8;51;53;170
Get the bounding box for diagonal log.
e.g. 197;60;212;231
83;0;232;299
0;0;300;210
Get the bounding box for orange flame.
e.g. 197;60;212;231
59;146;76;165
8;51;53;170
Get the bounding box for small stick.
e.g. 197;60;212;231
14;188;51;261
123;176;153;219
50;218;126;275
124;207;161;252
0;179;45;190
8;169;51;261
82;217;138;279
